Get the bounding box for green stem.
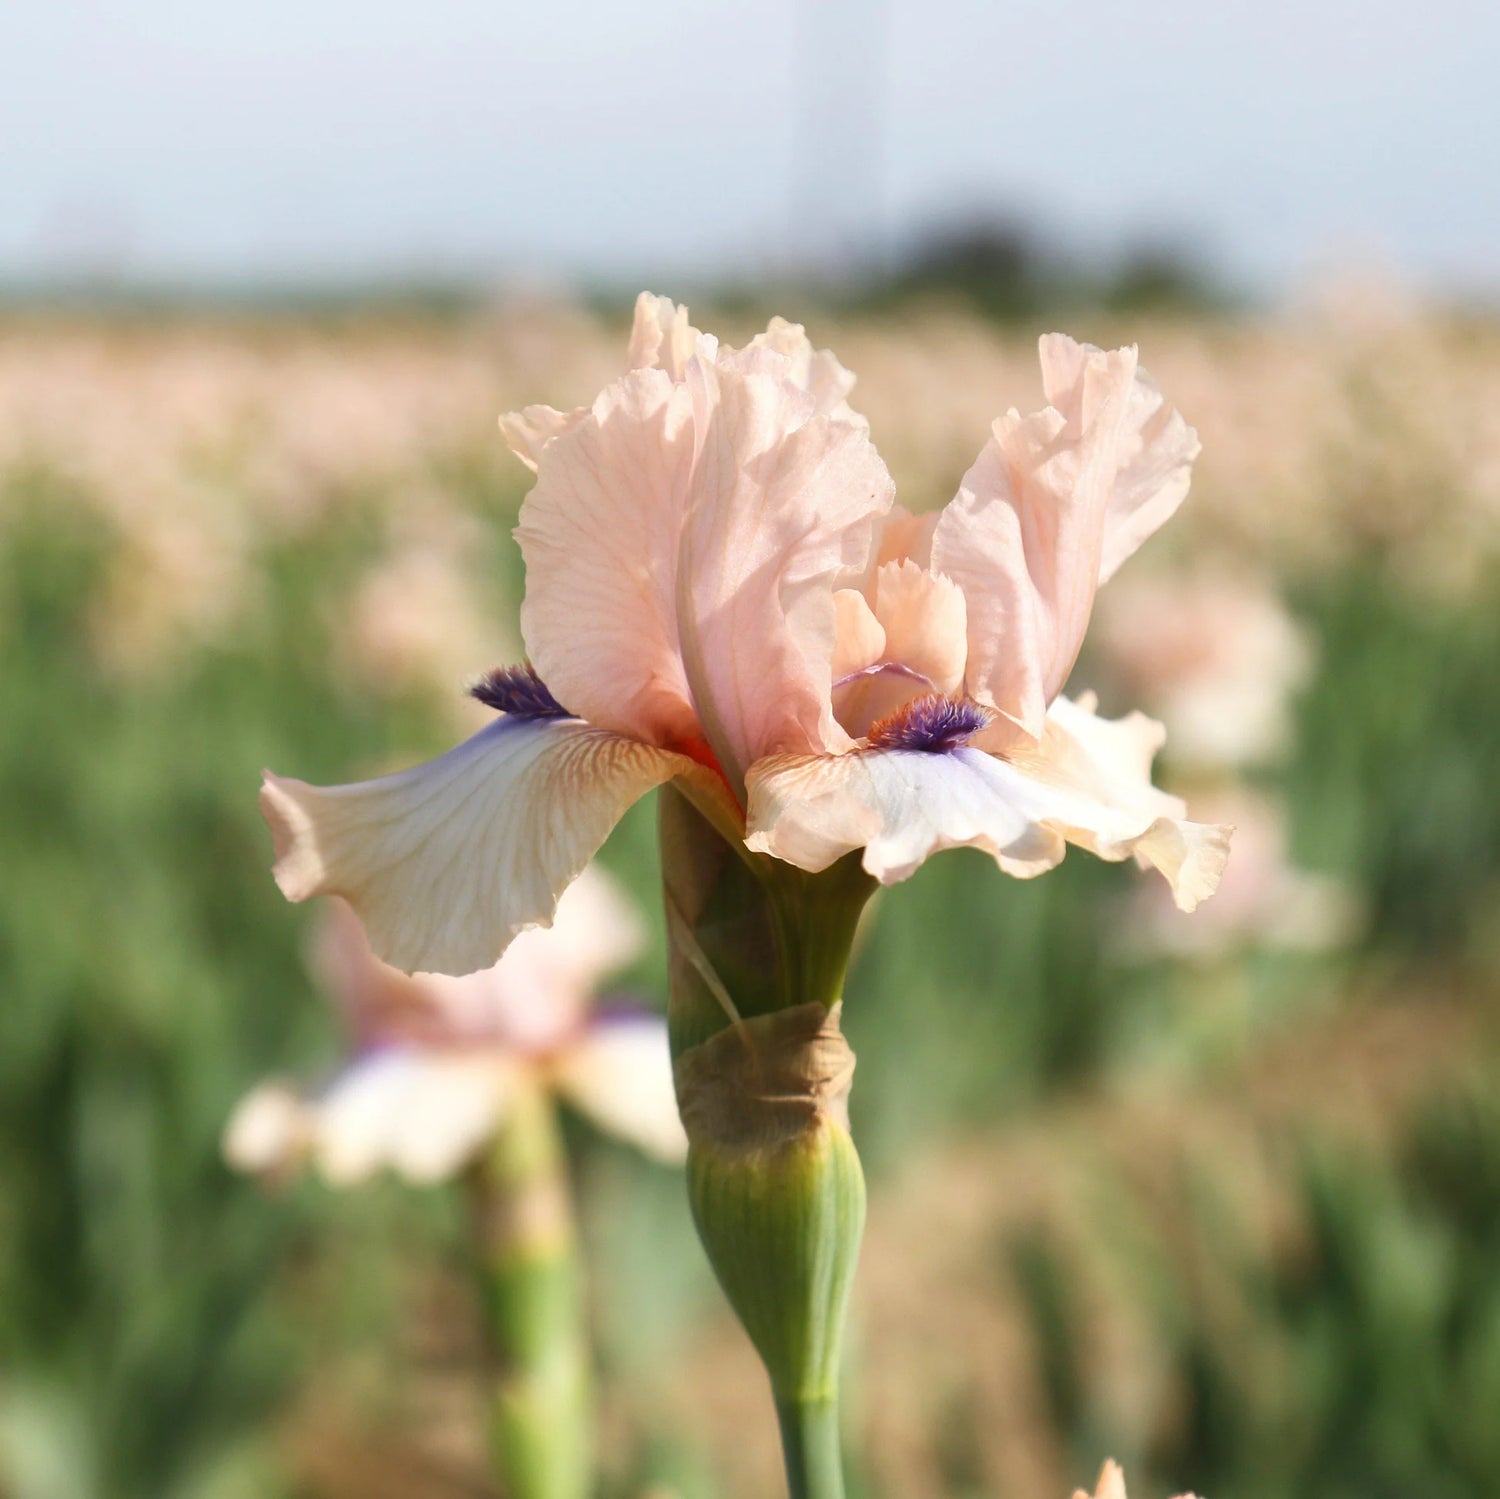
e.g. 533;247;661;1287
660;786;875;1499
776;1397;846;1499
469;1083;591;1499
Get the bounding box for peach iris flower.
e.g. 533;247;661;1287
1074;1460;1199;1499
224;865;685;1183
261;295;1229;979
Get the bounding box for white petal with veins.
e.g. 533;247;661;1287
262;717;699;976
746;695;1230;909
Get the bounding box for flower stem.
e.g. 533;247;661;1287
659;786;876;1499
469;1083;590;1499
776;1397;846;1499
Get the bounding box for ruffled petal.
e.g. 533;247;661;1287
746;742;1060;882
626;292;714;378
931;336;1197;733
552;1013;687;1163
995;694;1232;908
627;295;858;422
516;368;704;750
746;315;865;424
1039;335;1200;583
677;347;894;780
500;293;718;472
262;717;700;975
498;403;583;473
746;694;1230;909
519;350;893;783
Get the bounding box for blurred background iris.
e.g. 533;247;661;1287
2;2;1499;1496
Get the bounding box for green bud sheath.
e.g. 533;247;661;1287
469;1082;591;1499
659;786;875;1499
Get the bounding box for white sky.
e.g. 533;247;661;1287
3;0;1497;296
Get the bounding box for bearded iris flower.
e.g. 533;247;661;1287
224;864;683;1184
261;296;1228;976
227;863;677;1499
257;296;1229;1499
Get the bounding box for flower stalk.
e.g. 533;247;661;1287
660;786;875;1499
469;1081;591;1499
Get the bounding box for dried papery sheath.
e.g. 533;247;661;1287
675;1004;863;1409
675;1003;856;1147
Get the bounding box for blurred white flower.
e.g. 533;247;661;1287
224;865;685;1185
1074;1459;1198;1499
336;505;519;725
1121;788;1357;959
1093;569;1312;771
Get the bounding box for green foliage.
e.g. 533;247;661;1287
0;475;464;1498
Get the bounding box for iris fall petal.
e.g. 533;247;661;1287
261;716;700;976
746;694;1229;909
931;336;1197;733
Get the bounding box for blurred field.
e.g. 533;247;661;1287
2;294;1499;1499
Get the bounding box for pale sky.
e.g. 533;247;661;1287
4;0;1497;297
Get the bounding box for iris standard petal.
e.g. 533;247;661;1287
516;368;704;750
745;694;1229;909
830;588;887;680
519;350;893;785
871;559;967;695
677;347;894;781
746;315;865;424
261;716;700;976
931;336;1197;734
498;402;583;472
875;504;939;569
1038;334;1200;584
627;291;714;378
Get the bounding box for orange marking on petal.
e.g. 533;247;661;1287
671;734;743;811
